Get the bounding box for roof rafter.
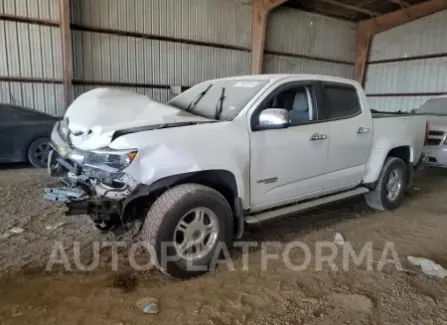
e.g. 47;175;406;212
387;0;411;7
317;0;380;16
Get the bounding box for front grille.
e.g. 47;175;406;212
429;130;445;136
426;138;442;146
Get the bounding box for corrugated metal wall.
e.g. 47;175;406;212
71;0;252;48
73;85;173;103
72;30;250;87
2;0;60;20
1;1;359;115
264;7;356;79
0;21;62;80
364;10;447;112
0;1;64;115
71;0;252;101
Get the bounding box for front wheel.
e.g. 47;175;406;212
28;137;51;168
365;157;408;211
140;184;233;279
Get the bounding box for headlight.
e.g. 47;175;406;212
83;147;138;172
59;118;69;138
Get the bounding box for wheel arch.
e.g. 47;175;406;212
363;145;413;187
122;169;244;237
24;133;51;159
387;146;412;165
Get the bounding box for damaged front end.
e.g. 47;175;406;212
44;120;140;231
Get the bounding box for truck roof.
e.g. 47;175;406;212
207;74;360;87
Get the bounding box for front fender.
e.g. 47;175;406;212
112;122;250;208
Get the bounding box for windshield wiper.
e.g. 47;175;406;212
214;87;226;120
186;84;213;112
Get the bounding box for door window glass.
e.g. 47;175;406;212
323;84;361;119
263;86;314;125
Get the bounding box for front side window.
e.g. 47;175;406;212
169;79;268;121
323;84;361;119
256;85;315;126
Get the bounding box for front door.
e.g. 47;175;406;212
249;82;329;210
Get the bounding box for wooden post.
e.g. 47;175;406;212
354;25;371;85
354;0;447;85
363;0;447;34
251;0;286;74
59;0;73;108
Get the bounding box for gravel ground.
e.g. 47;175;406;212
1;164;447;324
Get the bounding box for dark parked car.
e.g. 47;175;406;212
0;103;60;168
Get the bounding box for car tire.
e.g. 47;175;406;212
365;157;408;211
27;137;51;168
140;184;233;279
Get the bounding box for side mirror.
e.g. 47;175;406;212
259;108;291;129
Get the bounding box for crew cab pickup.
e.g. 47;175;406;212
45;74;428;278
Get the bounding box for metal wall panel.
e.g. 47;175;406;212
1;0;60;21
72;30;250;86
264;54;354;79
370;10;447;61
74;85;174;103
364;58;447;94
364;11;447;113
367;96;432;113
266;7;356;62
71;0;252;48
0;81;65;116
0;21;63;79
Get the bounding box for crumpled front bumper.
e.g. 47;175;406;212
46;124;139;203
44;186;88;203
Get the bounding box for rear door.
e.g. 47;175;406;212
321;82;373;191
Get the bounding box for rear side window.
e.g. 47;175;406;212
323;84;361;119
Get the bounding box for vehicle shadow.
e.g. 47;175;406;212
0;162;33;170
232;167;447;254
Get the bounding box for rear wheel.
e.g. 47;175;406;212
140;184;233;279
28;137;51;168
365;157;407;211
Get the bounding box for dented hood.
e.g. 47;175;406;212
65;88;213;135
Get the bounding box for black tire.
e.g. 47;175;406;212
140;184;233;279
27;137;51;168
365;157;408;211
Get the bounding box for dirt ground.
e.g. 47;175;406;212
1;165;447;325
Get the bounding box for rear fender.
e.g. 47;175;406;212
363;145;413;184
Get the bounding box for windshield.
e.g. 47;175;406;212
169;79;268;121
416;97;447;115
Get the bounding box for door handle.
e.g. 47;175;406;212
357;127;370;134
310;133;327;141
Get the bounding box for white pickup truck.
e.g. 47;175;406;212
45;74;428;278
